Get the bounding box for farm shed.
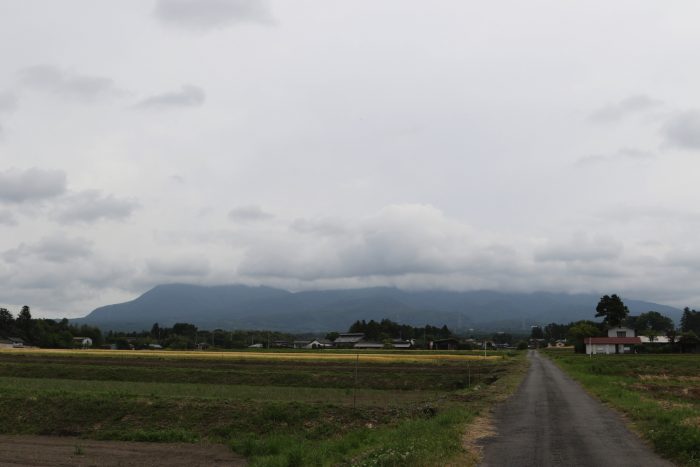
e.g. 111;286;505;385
334;333;365;348
432;338;459;350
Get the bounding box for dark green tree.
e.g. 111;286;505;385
567;321;600;353
681;308;700;334
530;326;544;339
0;308;13;334
595;294;629;327
17;305;33;340
635;311;674;341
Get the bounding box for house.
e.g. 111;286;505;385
293;340;311;349
248;343;264;348
334;333;365;348
296;339;335;349
432;338;459;350
607;327;635;338
585;326;642;354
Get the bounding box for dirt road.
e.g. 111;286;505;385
0;435;245;467
479;350;674;467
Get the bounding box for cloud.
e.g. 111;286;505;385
0;167;67;203
662;110;700;150
589;94;663;123
0;92;18;113
18;65;122;101
52;190;138;224
135;84;205;109
575;147;655;167
154;0;272;30
238;204;509;280
3;234;93;264
0;210;17;225
535;233;622;263
147;256;211;277
228;205;274;222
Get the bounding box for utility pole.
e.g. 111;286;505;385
353;354;359;409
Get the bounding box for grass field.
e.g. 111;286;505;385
0;348;526;466
545;350;700;466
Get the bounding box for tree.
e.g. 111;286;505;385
595;294;629;327
530;326;544;339
16;305;32;339
567;321;600;353
635;311;674;341
0;308;14;334
681;308;700;334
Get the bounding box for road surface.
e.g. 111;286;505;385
479;350;674;467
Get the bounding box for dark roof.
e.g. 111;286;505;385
335;333;365;344
586;337;641;345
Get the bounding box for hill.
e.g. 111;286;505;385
72;284;683;333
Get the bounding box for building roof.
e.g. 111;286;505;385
353;341;384;348
335;333;365;344
585;337;641;345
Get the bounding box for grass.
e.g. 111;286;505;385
0;349;527;466
544;349;700;466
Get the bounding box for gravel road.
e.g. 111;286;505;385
479;350;674;467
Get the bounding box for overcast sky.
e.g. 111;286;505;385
2;0;700;318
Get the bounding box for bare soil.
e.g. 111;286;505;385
0;435;245;467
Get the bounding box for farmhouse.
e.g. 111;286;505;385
334;333;365;348
293;339;334;349
585;327;642;355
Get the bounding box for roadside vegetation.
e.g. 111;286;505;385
545;349;700;466
0;349;527;466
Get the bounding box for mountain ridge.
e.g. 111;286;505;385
72;284;683;333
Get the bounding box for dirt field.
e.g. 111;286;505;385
0;435;245;467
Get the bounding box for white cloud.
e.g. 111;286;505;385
18;65;123;101
589;94;663;123
3;234;93;264
0;168;67;203
135;85;205;109
575;147;655;167
238;204;508;280
0;92;18;113
535;233;622;263
147;256;211;277
228;205;273;222
52;190;138;224
0;210;17;225
154;0;272;30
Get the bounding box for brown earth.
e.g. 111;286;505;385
0;435;245;467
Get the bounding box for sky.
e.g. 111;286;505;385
2;0;700;318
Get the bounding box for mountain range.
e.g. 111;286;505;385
73;284;683;333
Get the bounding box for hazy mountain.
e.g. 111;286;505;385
72;284;682;333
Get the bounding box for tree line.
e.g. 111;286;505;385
346;319;453;342
531;294;700;353
0;306;102;348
